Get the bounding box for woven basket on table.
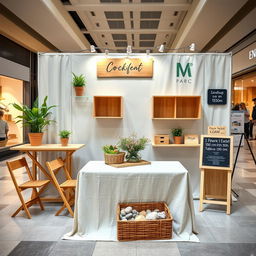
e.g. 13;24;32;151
117;202;173;241
104;152;125;164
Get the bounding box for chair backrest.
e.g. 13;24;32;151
6;157;33;186
46;157;71;181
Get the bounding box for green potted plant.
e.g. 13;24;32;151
171;128;183;144
59;130;71;146
118;134;150;162
103;145;125;164
72;73;86;96
12;96;56;146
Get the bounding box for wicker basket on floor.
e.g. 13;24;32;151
117;202;173;241
104;152;125;164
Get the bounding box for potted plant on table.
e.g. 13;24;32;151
59;130;71;146
171;128;183;144
118;134;150;162
12;96;56;146
72;73;86;96
103;145;125;164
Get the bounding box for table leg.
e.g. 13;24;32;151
226;170;231;215
199;169;205;212
65;151;74;178
32;152;37;180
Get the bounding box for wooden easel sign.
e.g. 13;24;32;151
200;135;233;170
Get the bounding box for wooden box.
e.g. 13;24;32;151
117;202;173;241
154;135;170;144
93;96;123;118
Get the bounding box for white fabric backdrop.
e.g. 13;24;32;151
38;53;232;197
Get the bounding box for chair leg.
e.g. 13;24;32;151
55;204;66;216
33;188;44;211
12;205;23;217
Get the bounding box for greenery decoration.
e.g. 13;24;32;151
72;73;86;87
103;145;120;154
171;128;183;137
59;130;71;138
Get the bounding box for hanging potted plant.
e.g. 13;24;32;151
118;134;150;162
171;128;183;144
72;73;86;96
103;145;125;164
12;97;56;146
59;130;71;146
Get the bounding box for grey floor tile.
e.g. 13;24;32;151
137;242;181;256
49;241;95;256
8;241;56;256
0;241;19;256
92;241;136;256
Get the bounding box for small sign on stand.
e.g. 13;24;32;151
207;89;227;105
208;126;226;136
199;135;233;214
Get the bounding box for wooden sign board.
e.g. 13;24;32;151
184;134;199;145
97;58;153;78
199;135;233;170
208;126;227;136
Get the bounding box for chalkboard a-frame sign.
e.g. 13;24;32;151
199;135;233;170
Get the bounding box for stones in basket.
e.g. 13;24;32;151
120;206;166;221
103;145;125;164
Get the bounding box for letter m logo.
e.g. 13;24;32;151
177;63;192;77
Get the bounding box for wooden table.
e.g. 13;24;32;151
11;144;85;202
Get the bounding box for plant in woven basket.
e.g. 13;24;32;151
118;134;150;162
103;145;120;154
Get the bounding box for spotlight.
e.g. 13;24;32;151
189;43;195;52
158;44;164;53
146;49;150;55
105;49;109;56
90;45;96;53
127;45;132;54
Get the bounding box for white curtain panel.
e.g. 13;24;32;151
38;53;232;197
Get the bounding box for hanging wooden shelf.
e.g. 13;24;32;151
152;143;200;147
93;96;123;118
152;96;201;119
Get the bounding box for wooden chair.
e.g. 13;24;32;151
6;157;50;219
46;157;76;217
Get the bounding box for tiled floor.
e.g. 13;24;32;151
0;141;256;256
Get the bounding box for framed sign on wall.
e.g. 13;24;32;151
97;58;153;78
207;89;227;105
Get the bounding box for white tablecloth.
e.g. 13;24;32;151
64;161;198;241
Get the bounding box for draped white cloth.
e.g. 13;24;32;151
64;161;198;242
38;53;232;197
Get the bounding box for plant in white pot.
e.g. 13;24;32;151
72;73;86;96
59;130;71;146
12;97;56;146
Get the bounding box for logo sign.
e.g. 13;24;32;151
97;58;153;78
176;62;192;85
200;135;233;170
208;126;227;136
207;89;227;105
249;49;256;60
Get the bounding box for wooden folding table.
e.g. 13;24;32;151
11;144;85;202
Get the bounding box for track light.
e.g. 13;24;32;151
127;45;132;54
105;49;109;56
189;43;195;52
90;45;96;53
146;49;150;55
158;44;164;53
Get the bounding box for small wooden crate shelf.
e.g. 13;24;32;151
154;135;170;144
117;202;172;241
93;96;123;118
152;143;200;147
152;96;201;119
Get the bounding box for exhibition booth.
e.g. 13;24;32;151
7;52;233;242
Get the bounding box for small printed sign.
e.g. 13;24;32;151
97;58;153;78
208;126;227;136
184;134;199;145
200;135;233;170
207;89;227;105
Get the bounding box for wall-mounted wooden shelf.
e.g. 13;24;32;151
93;96;123;118
152;143;200;147
152;96;201;119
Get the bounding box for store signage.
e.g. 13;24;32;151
207;89;227;105
208;126;227;136
176;62;192;84
231;111;244;146
249;49;256;60
97;58;153;78
200;135;233;170
184;134;199;145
